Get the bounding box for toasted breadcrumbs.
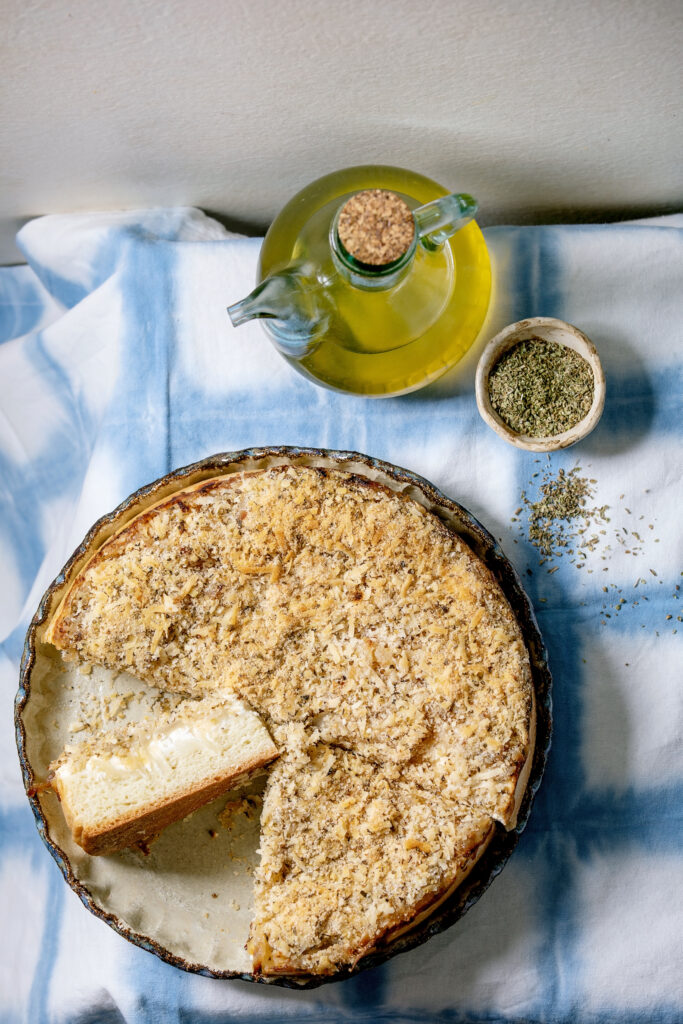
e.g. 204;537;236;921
250;744;494;975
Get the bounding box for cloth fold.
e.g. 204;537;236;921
1;208;681;1024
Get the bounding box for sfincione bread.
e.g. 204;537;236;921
49;694;278;856
45;466;534;974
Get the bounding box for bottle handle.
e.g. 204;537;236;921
413;193;478;251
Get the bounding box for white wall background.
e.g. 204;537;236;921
1;0;681;262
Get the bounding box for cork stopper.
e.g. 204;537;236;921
337;190;415;266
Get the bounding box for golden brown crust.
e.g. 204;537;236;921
248;745;499;974
245;741;507;976
45;466;534;974
250;824;497;977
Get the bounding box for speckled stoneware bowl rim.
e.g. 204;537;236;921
475;316;606;452
15;446;552;989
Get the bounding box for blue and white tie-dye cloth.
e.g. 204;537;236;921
1;208;682;1024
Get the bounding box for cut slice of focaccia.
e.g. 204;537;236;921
49;693;278;856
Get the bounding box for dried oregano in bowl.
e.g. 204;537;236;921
475;317;605;452
488;339;594;436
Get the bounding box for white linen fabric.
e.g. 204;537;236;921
1;208;681;1024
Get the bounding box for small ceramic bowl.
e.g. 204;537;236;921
475;317;606;452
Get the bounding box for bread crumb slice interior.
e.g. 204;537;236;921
50;694;277;856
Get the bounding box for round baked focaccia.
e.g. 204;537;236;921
45;465;535;976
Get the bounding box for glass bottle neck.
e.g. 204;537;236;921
329;206;417;292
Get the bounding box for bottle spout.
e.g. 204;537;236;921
227;274;294;327
227;269;330;357
413;193;478;251
227;294;258;328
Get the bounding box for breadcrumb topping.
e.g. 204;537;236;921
250;742;495;974
48;467;533;974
